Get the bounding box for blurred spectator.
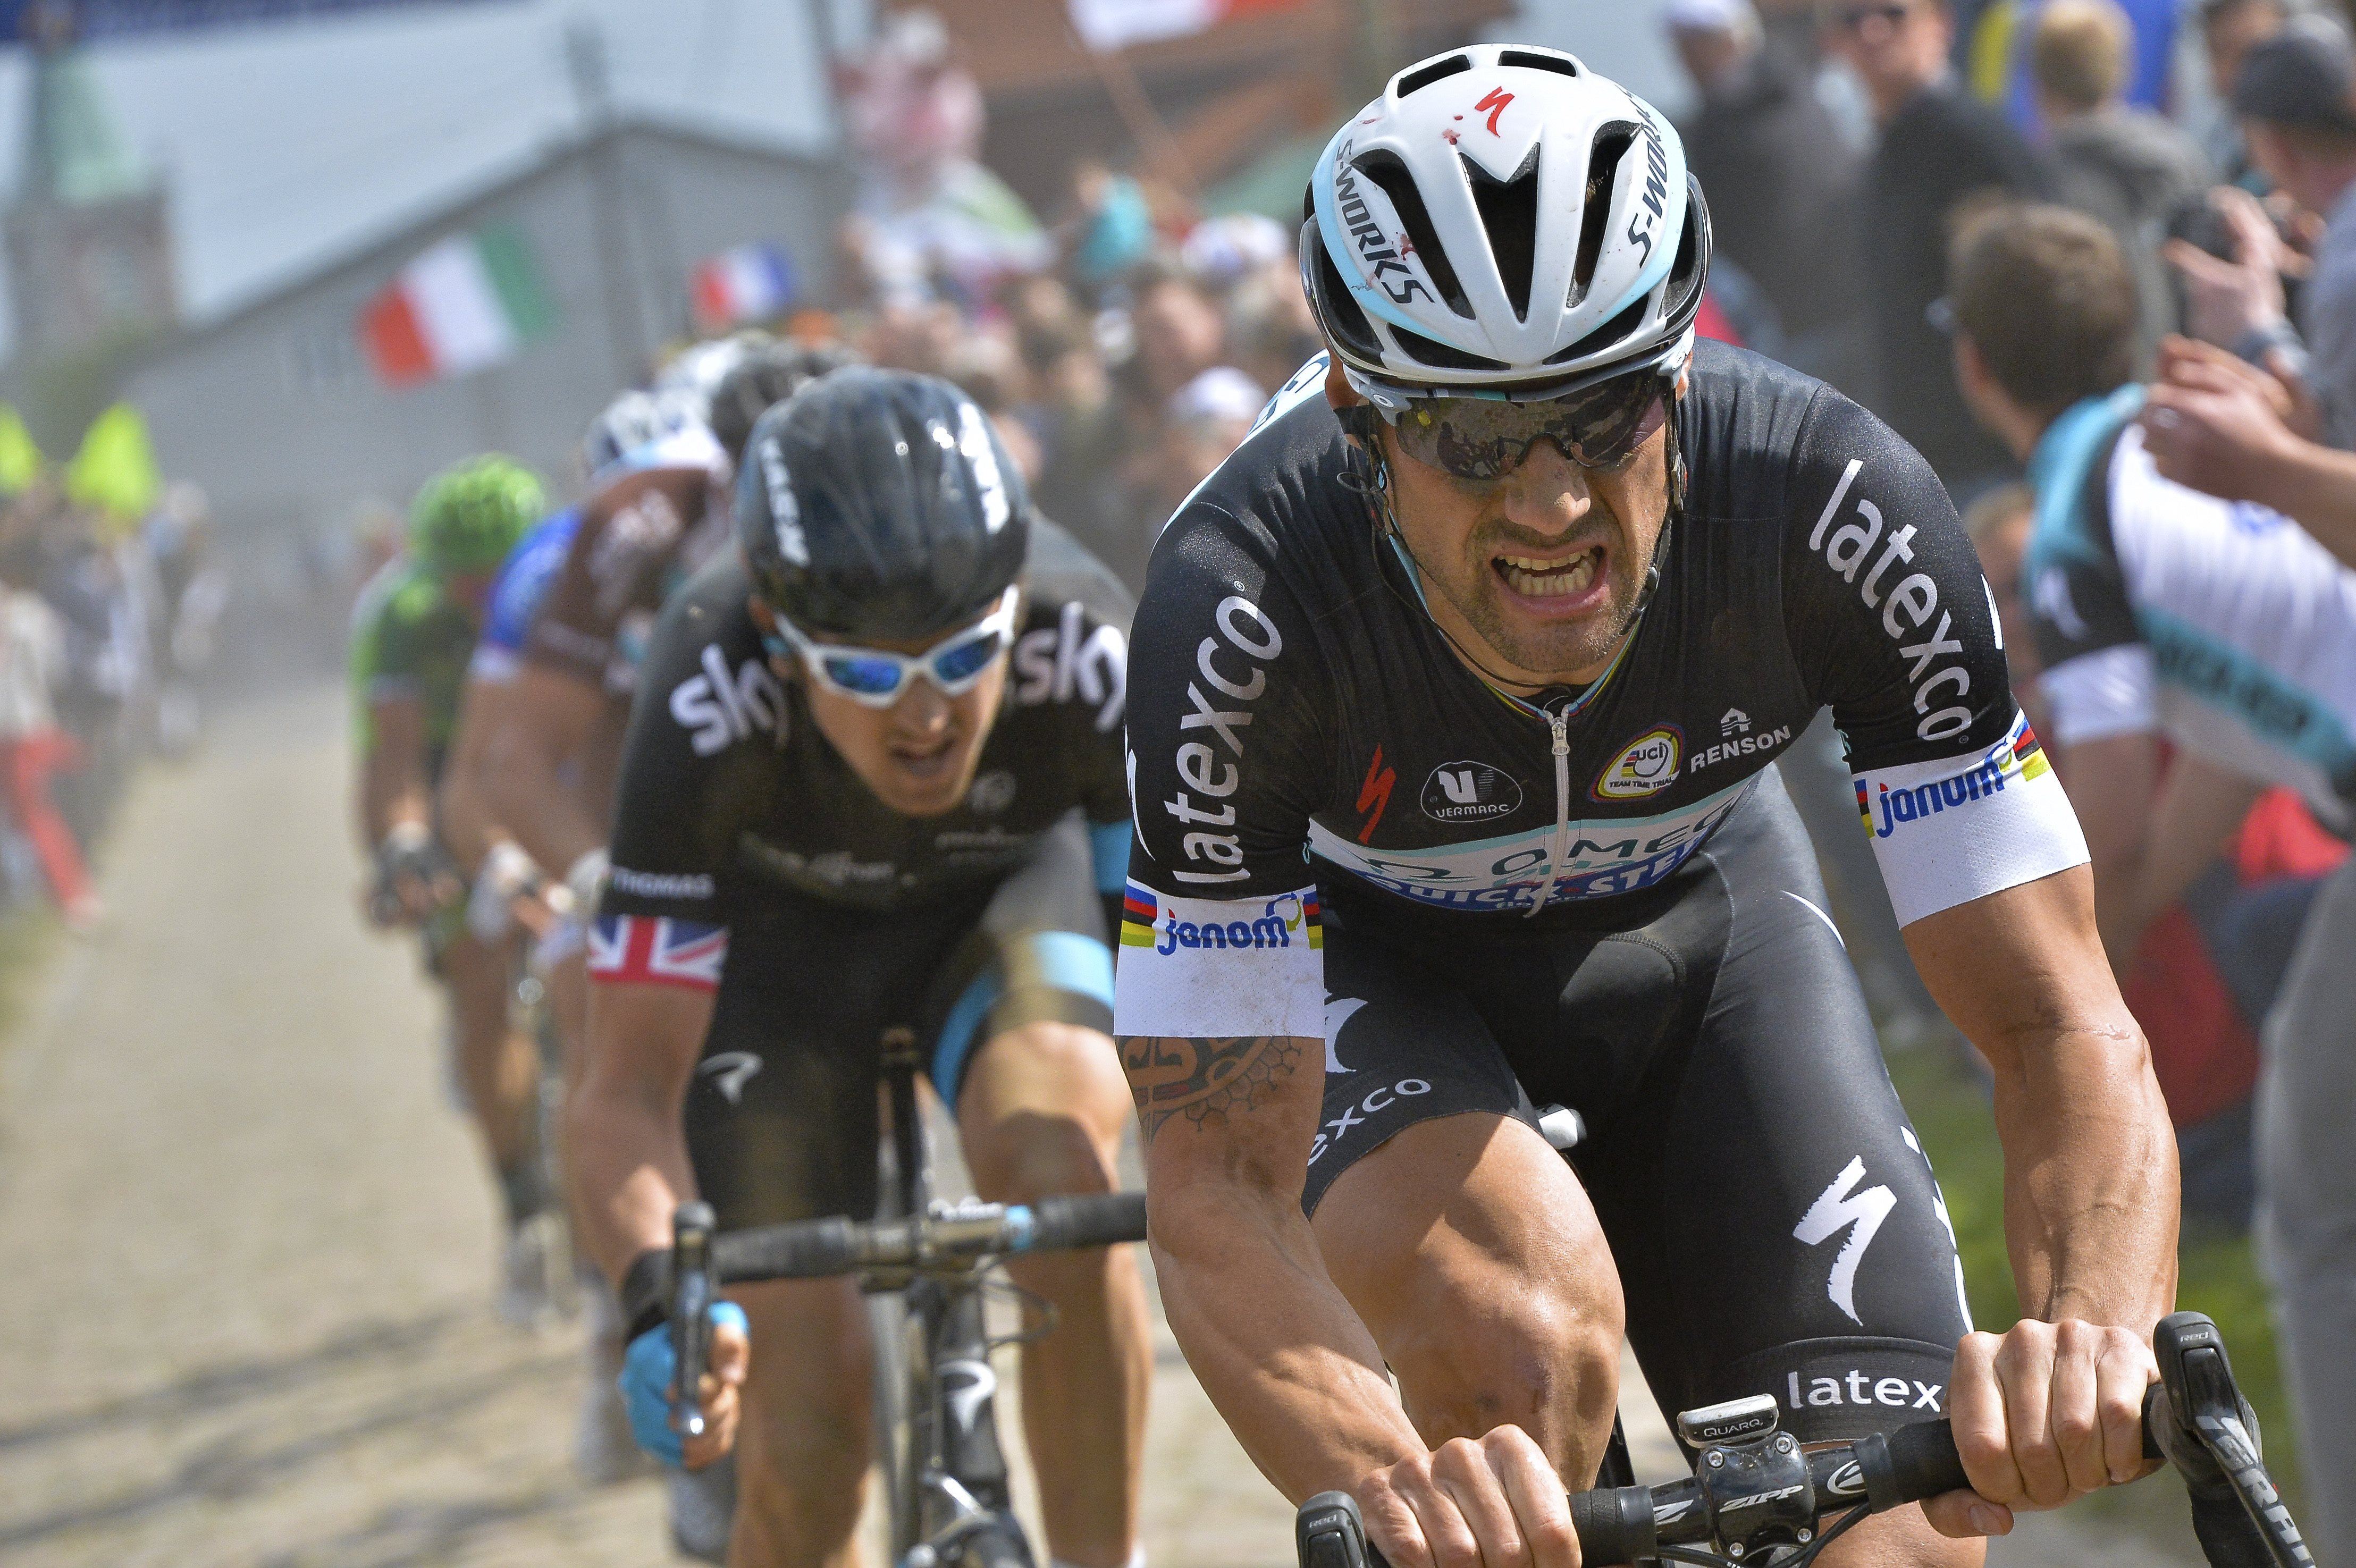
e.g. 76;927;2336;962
1224;256;1325;395
1962;476;2333;1233
2170;16;2356;445
0;524;97;931
2198;0;2292;189
1669;0;1867;387
1121;260;1229;410
837;9;1050;307
1180;212;1292;292
1959;482;2045;728
2141;331;2356;565
2032;0;2211;371
1953;203;2356;1554
1122;366;1266;577
1062;159;1158;298
1821;0;2046;495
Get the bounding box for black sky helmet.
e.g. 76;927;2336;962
709;341;866;469
736;367;1030;646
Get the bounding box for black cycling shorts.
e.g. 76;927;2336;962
685;815;1114;1232
1308;771;1974;1447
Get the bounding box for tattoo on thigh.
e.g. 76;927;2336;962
1121;1035;1302;1141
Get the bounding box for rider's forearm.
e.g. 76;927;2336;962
1149;1174;1425;1503
1989;1020;2179;1331
360;748;432;852
570;983;713;1282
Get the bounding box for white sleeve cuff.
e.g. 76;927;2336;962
1114;883;1325;1039
1857;713;2091;927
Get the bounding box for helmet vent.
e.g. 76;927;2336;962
1570;123;1638;308
1462;143;1542;322
1390;322;1509;373
1548;291;1652;365
1660;174;1711;327
1496;49;1578;79
1351;149;1473;318
1394;54;1471;99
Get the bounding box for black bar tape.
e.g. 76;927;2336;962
712;1215;860;1283
1569;1485;1657;1564
1027;1192;1149;1251
620;1248;669;1343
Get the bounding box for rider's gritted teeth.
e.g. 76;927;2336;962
1493;545;1605;601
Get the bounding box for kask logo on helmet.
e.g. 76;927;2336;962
756;436;807;567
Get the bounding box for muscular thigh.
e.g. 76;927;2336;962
1552;780;1972;1446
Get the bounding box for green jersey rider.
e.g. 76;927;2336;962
349;454;557;1325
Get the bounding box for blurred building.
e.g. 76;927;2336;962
120;116;848;537
4;30;177;364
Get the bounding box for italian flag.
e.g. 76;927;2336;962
1068;0;1310;52
358;225;556;389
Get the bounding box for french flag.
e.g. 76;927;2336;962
691;243;796;334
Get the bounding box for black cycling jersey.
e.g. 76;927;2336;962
598;518;1133;932
594;519;1135;1232
1115;344;2086;1042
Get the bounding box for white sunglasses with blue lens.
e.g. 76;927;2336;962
763;586;1022;707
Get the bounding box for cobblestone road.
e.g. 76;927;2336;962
0;679;2188;1565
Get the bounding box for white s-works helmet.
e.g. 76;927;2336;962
1302;45;1712;405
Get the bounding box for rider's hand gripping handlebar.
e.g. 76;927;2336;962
1294;1311;2308;1568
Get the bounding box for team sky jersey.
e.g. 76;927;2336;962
523;467;730;698
1116;343;2088;1042
2026;387;2356;832
349;555;479;781
594;519;1134;988
468;507;581;685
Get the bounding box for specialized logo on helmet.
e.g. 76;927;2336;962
955;401;1012;534
1331;141;1435;308
1625;109;1672;268
756;436;809;567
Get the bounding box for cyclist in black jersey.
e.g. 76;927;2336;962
571;369;1150;1568
1116;47;2178;1568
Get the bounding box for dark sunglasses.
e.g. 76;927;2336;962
1371;370;1669;482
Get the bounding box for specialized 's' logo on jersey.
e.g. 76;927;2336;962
1420;761;1522;823
1793;1155;1896;1325
669;643;784;756
1594;726;1681;799
1356;746;1396;842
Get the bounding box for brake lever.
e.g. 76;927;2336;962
670;1201;718;1442
2153;1311;2314;1568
